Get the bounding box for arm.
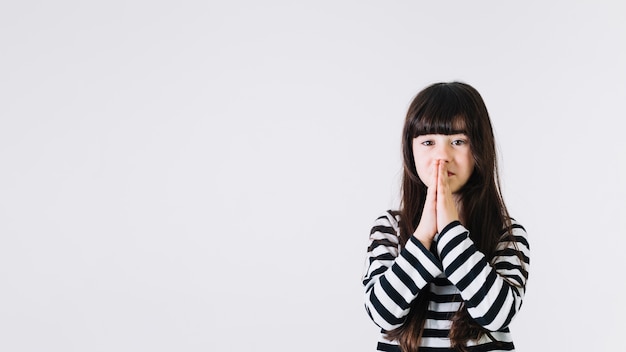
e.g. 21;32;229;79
435;220;530;331
362;211;443;331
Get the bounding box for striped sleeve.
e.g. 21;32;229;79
435;220;530;331
362;211;443;331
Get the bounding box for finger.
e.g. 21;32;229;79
432;160;439;192
435;161;459;231
437;160;448;194
425;161;437;205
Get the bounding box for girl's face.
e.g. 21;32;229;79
412;133;475;193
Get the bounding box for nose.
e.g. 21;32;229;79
433;144;451;162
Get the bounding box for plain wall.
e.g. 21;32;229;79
1;1;625;351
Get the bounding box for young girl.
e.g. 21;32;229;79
362;82;530;352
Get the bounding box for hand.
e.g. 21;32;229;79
436;161;459;233
413;160;438;248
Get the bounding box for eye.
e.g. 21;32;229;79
452;139;468;146
421;140;434;146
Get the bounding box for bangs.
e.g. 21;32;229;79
412;113;468;137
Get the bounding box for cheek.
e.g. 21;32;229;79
412;146;433;186
414;159;432;186
468;161;476;175
464;153;476;174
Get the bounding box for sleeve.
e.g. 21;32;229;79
362;211;444;331
435;220;530;331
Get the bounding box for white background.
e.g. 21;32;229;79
1;1;625;351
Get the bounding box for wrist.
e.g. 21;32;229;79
413;230;434;250
438;220;462;238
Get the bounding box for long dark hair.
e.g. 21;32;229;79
386;82;514;351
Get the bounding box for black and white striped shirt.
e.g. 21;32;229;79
362;210;530;351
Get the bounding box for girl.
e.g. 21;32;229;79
362;82;530;352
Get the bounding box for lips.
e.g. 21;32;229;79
447;172;455;176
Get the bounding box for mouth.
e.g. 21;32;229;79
447;172;455;177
